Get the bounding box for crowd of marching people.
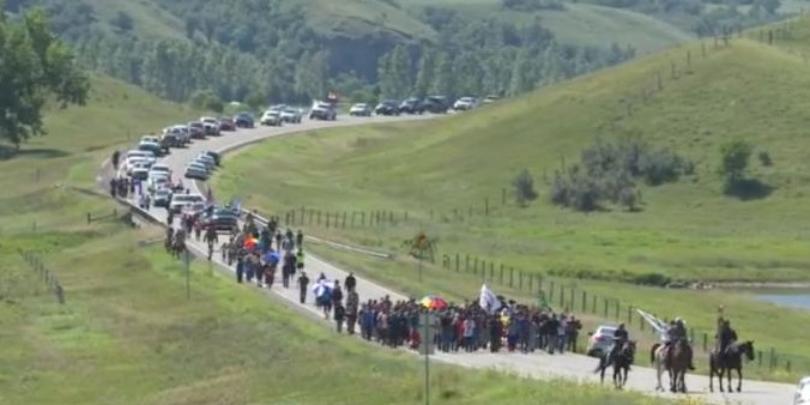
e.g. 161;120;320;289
169;209;586;356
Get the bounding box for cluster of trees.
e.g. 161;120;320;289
376;12;636;99
4;0;637;106
0;7;89;147
550;138;692;211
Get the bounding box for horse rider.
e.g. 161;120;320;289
716;318;738;361
608;323;630;367
666;318;694;370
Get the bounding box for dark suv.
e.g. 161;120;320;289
399;97;425;115
374;100;400;116
423;96;450;114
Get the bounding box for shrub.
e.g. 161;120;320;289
513;169;538;206
720;140;752;183
758;151;773;167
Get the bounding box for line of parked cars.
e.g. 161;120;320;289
349;94;500;117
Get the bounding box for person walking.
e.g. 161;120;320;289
203;226;218;261
462;317;476;352
346;288;359;335
297;271;310;304
236;256;245;283
334;303;346;333
345;272;356;292
332;281;343;307
545;314;560;354
282;251;294;288
296;229;304;248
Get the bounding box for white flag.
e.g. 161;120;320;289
479;284;501;314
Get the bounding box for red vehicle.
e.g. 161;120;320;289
219;117;236;131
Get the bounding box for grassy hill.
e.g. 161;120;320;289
405;0;691;53
215;35;810;284
0;77;666;404
211;22;810;380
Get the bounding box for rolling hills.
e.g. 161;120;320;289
214;21;810;285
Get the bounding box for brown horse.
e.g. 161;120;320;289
651;339;692;393
710;341;755;393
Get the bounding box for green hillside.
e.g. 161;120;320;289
406;0;691;52
215;29;810;285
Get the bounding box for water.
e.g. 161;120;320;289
754;290;810;311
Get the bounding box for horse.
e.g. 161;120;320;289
651;339;692;393
709;341;755;393
596;340;636;389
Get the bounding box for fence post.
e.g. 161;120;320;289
559;286;565;308
786;360;791;373
455;254;460;272
499;265;503;285
489;262;494;281
325;212;330;228
757;351;763;367
592;295;597;314
639;313;645;331
549;281;555;302
603;298;609;317
582;291;587;312
55;284;64;304
537;275;543;294
509;267;514;287
87;212;92;224
703;333;708;352
769;348;775;369
519;271;523;290
528;273;533;291
317;211;322;225
627;306;633;324
291;210;296;225
474;257;479;273
614;300;620;320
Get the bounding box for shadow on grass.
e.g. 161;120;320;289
0;145;70;160
724;178;774;201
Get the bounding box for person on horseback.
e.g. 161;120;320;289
666;318;694;370
607;323;630;368
716;318;738;360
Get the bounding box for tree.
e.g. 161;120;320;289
513;169;538;206
414;48;436;97
720;140;752;183
110;11;134;32
0;7;89;147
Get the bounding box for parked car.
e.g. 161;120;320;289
203;122;220;136
796;377;810;404
260;110;283;126
169;193;205;213
586;325;618;357
188;121;206;139
202;150;220;166
138;141;165;157
453;97;478;111
141;135;160;144
423;96;450;114
149;164;171;176
131;167;150;181
281;107;303;124
234;112;255;128
349;103;372;117
125;150;156;166
152;187;173;208
201;116;219;125
482;94;501;104
160;132;183;148
165;125;190;145
184;164;209;181
219;117;236;131
147;174;171;193
374;100;400;116
309;101;337;121
201;208;239;232
399;97;425;115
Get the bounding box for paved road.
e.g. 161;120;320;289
120;115;797;405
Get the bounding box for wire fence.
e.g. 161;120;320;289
435;250;810;375
18;250;65;304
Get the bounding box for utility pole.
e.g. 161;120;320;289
420;313;434;405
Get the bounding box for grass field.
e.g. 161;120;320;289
212;24;810;381
0;76;671;404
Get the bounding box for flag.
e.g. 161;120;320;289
479;284;501;314
636;308;669;342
